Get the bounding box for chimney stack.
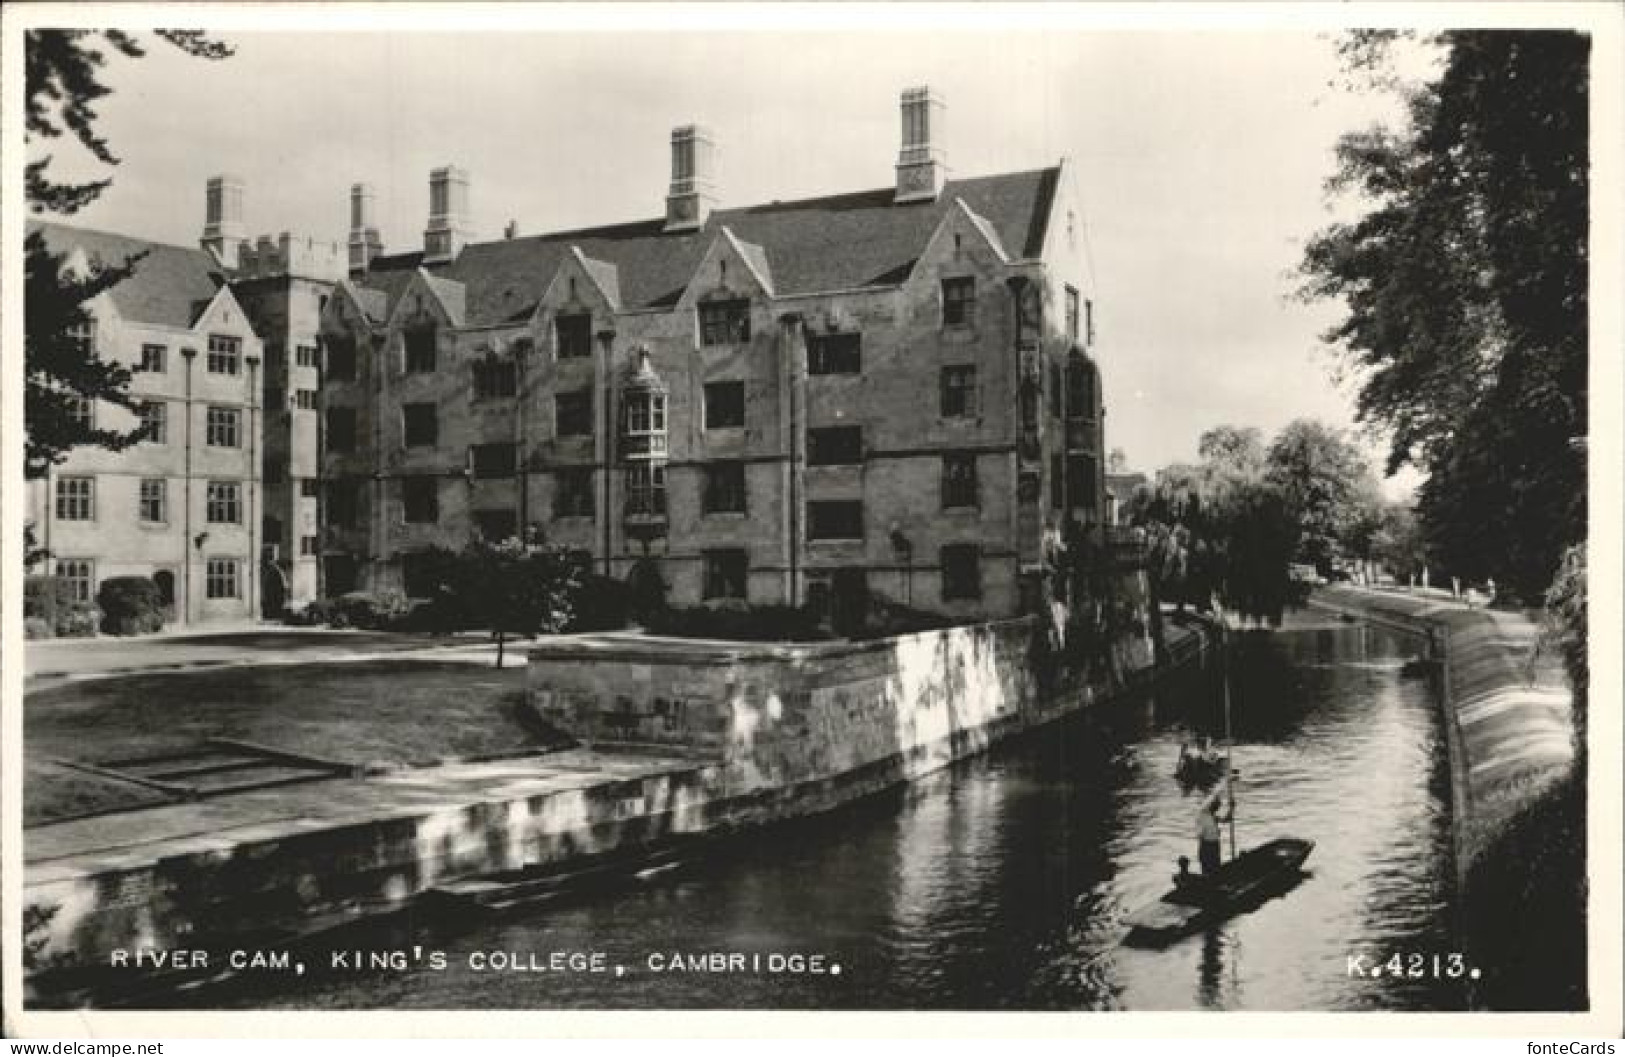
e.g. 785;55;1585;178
201;174;246;268
423;166;472;264
348;182;384;275
894;86;946;204
664;124;716;233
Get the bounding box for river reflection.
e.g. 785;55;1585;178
192;613;1462;1011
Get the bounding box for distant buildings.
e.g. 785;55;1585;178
28;86;1108;625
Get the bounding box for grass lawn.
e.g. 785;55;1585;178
25;660;551;826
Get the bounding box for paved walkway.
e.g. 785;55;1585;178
25;628;524;683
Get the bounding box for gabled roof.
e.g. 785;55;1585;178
27;220;227;330
356;167;1060;328
419;269;466;326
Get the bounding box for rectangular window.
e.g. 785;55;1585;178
300;535;319;557
295;344;318;369
555;391;593;438
206;480;241;524
295;389;318;410
325;335;358;382
55;476;94;521
704;381;746;430
138;401;168;444
471;442;518;479
807;500;863;541
555;313;594;358
1068;453;1099;509
207;334;241;375
402;476;439;523
138;478;167;523
554;468;595;518
1067;358;1095;416
206;406;241;448
326;480;359;528
942;277;975;327
404;326;436;373
56;559;94;604
941;544;982;601
326;407;357;453
472;357;517;399
941;365;978;418
205;557;241;599
808;332;862;375
703;549;748;601
699;299;751;346
67;319;96;356
625;463;667;517
300;478;320;499
942;454;979;509
1065;286;1081;342
474;508;518;542
1085;298;1096;345
69;395;94;431
807;425;863;466
137;344;167;373
703;461;747;515
403;403;439;447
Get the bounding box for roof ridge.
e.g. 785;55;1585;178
455;164;1062;254
26;218;214;260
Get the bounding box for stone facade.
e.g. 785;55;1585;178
319;86;1108;619
27;223;267;624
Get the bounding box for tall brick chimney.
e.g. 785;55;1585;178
348;182;384;275
664;124;716;233
201;174;246;268
423;166;472;264
894;86;946;204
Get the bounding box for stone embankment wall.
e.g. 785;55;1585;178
529;568;1178;813
1308;586;1575;875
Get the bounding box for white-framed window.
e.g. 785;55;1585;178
295;344;319;368
207;334;241;375
69;395;95;431
206;480;241;524
205;557;241;599
300;535;319;556
139;478;167;523
56;559;94;603
138;401;168;444
55;476;94;521
206;406;241;448
137;344;167;373
295;389;318;410
941;365;978;419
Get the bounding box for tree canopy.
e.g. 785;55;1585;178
23;30;233;479
1298;31;1588;600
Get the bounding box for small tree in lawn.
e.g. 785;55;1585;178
456;538;582;667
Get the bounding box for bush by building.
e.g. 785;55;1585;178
95;576;167;636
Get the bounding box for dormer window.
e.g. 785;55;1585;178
404;324;436;373
941;277;975;328
556;312;593;358
699;299;751;346
326;335;358;382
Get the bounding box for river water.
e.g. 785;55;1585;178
192;613;1462;1011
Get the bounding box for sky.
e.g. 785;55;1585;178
28;12;1433;495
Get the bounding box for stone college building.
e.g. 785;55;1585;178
28;87;1106;625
